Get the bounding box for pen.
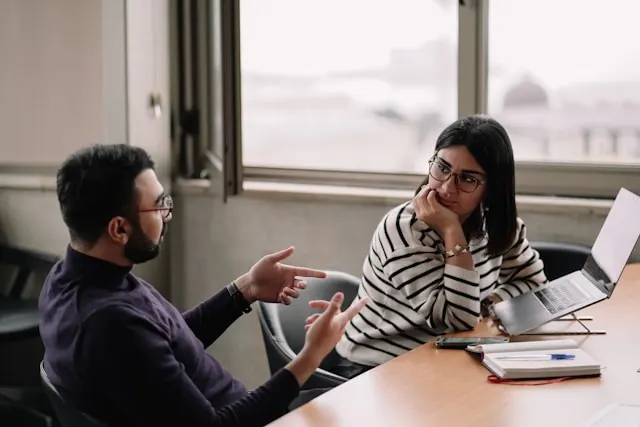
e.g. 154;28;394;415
495;353;576;361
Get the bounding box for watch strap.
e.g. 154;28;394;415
227;282;252;313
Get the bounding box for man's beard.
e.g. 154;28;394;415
123;220;167;264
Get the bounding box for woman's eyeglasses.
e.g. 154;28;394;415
428;158;485;193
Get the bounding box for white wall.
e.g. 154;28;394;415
170;185;631;389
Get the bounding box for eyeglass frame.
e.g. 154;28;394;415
138;194;174;219
427;157;486;193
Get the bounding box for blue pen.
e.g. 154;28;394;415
495;353;576;361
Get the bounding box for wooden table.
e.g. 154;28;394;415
268;264;640;427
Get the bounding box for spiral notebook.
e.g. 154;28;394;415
466;339;602;380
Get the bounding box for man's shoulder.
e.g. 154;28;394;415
83;301;154;330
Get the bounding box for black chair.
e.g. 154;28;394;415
0;245;58;343
0;244;59;426
40;363;109;427
257;270;360;390
531;241;592;281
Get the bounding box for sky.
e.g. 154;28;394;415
240;0;640;88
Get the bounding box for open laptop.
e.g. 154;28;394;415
494;187;640;336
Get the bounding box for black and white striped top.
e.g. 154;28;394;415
335;200;547;367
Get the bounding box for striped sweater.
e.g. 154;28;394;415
335;200;547;367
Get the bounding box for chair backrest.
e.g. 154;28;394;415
531;241;592;282
257;270;360;372
0;244;58;298
40;363;110;427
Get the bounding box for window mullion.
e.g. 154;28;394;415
458;0;489;117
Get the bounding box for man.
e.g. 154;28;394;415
39;144;367;427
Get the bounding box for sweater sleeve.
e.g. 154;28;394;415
493;218;548;301
78;305;299;427
382;233;481;332
182;286;244;348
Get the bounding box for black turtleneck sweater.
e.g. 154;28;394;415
38;246;300;427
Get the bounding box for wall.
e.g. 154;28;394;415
0;0;171;293
0;0;106;165
170;185;632;389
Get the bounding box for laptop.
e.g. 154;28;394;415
494;187;640;336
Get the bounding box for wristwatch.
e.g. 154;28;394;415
227;282;252;314
444;243;470;258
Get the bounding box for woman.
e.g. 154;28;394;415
332;115;547;374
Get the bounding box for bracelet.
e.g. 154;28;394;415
227;282;252;314
443;243;470;258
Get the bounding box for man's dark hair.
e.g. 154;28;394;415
416;115;518;256
56;144;155;246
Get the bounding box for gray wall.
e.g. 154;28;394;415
170;185;624;389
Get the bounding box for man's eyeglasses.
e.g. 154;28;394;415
428;158;485;193
139;195;173;219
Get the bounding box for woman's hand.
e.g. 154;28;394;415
412;186;461;235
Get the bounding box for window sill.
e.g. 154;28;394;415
0;171;612;217
0;172;56;191
173;178;613;217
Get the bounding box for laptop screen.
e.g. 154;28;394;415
583;188;640;295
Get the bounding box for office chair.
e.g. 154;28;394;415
0;245;58;343
257;270;360;390
40;363;109;427
531;241;591;281
0;244;59;426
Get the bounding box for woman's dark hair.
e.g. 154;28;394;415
56;144;155;246
416;115;517;256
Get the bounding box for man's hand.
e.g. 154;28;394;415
236;246;326;305
413;185;461;236
285;292;369;386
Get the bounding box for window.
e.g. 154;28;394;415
239;0;458;173
489;0;640;164
174;0;640;199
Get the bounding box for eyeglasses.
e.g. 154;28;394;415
428;158;485;193
138;195;173;219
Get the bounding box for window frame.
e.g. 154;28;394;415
174;0;640;200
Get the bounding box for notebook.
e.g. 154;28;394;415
466;339;602;380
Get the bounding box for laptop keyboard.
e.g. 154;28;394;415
533;280;590;314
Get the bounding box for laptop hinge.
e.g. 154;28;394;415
581;268;611;296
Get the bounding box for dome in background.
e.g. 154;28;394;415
503;76;549;109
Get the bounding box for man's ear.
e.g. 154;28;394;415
107;217;129;245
